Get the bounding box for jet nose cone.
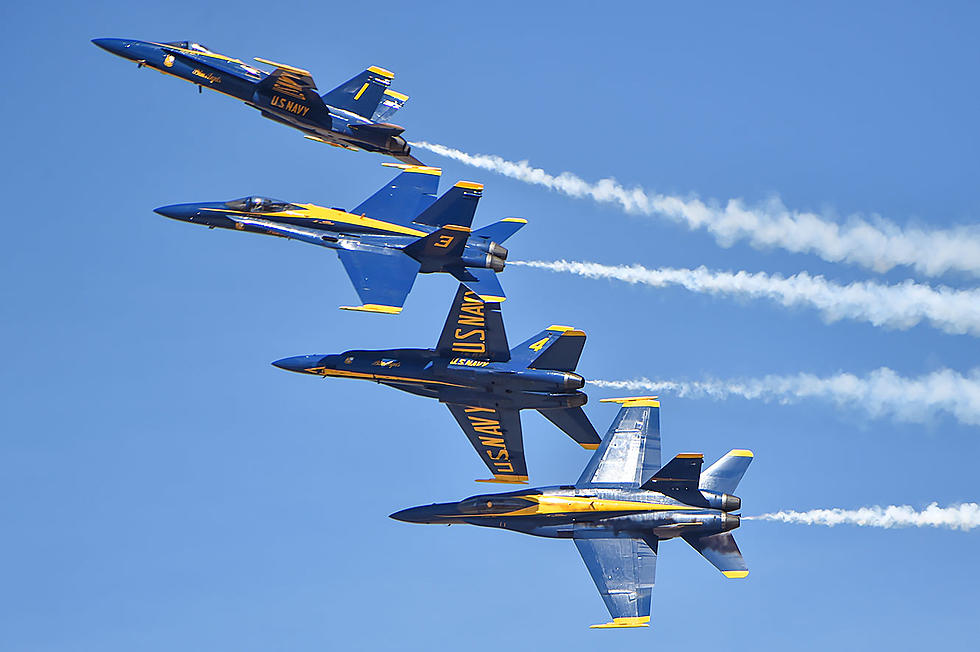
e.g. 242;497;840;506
154;203;200;221
272;354;332;374
390;503;457;524
91;38;133;58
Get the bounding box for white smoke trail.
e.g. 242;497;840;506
413;141;980;279
512;259;980;336
748;503;980;531
589;368;980;426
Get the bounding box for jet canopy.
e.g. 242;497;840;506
458;495;536;515
165;41;212;53
225;196;299;213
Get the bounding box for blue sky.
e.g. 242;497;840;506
2;1;979;649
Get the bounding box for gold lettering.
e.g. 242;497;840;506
478;435;505;447
454;328;485;341
464;407;495;414
494;462;515;473
488;449;509;461
452;342;486;354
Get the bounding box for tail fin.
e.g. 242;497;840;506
413;181;482;228
699;450;754;494
435;285;510;362
471;218;527;244
538;407;601;449
321;66;394;117
403;225;470;261
684;532;748;578
372;89;409;122
509;326;586;371
641;454;707;506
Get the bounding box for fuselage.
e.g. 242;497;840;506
391;485;741;541
91;38;412;157
154;197;508;273
273;349;586;409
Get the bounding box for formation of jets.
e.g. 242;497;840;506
94;36;753;629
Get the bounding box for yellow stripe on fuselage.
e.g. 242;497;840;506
211;205;428;237
457;494;698;519
305;367;468;388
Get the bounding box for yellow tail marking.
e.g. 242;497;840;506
368;66;394;78
384;89;409;101
454;181;483;190
478;295;507;303
353;82;369;100
580;443;600;450
381;163;442;175
729;449;754;458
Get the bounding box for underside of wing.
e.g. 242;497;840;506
336;248;420;314
446;404;527;483
573;532;658;628
576;398;662;488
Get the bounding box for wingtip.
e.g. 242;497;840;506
590;617;650;629
475;475;529;484
339;304;403;315
723;570;750;579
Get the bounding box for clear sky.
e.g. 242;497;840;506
2;1;979;650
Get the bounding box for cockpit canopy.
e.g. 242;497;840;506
165;41;212;53
457;496;536;515
225;196;298;213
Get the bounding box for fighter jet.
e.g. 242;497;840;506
273;285;601;483
91;38;421;163
391;397;752;628
155;165;524;313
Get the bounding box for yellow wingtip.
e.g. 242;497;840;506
729;449;754;458
478;295;506;303
599;396;661;408
454;180;483;191
501;217;528;223
381;162;442;175
580;443;600;450
546;324;575;332
723;570;749;579
590;617;650;629
339;304;403;315
383;89;409;100
475;475;529;484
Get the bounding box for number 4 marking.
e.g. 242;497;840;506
528;337;550;352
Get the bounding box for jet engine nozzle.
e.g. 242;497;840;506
562;373;586;390
488;242;508;260
489;255;506;272
722;512;741;531
722;494;741;512
388;136;410;155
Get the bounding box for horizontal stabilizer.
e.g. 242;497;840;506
684;532;748;578
403;225;470;261
471;217;527;244
436;284;510;362
538;407;601;449
449;266;506;303
413;182;482;228
321;66;394;118
699;449;754;494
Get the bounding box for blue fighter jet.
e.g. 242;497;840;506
273;285;602;483
92;38;421;163
155;165;524;313
391;397;753;628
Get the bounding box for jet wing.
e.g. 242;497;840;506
573;532;658;628
351;164;441;227
576;397;662;488
446;404;527;484
336;248;420;314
